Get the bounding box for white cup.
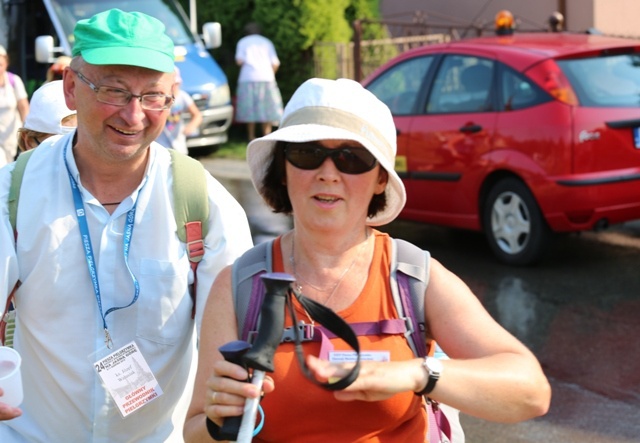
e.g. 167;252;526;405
0;346;23;407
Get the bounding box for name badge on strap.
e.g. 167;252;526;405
94;341;163;417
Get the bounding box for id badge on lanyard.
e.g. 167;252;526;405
64;145;163;416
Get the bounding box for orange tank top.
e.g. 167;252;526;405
253;230;427;443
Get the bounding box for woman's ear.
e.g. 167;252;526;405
375;167;388;194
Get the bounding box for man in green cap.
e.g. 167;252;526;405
0;9;252;442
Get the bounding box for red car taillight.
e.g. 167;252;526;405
526;59;579;106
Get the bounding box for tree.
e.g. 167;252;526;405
179;0;382;102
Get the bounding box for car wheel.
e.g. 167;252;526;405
483;178;550;265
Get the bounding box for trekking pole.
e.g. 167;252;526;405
216;340;252;441
235;272;294;442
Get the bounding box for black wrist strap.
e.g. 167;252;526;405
415;376;437;396
290;288;361;390
206;417;225;441
415;358;439;396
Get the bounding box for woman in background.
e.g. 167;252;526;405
0;45;29;165
234;22;283;142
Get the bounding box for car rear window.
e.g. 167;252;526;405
558;54;640;107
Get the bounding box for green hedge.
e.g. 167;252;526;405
180;0;383;103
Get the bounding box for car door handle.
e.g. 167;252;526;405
460;124;482;133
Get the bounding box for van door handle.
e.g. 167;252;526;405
460;124;482;133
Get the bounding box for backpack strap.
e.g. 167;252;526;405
390;238;431;358
2;149;34;346
169;149;210;318
392;240;453;443
231;240;273;340
7;72;15;89
8;149;35;237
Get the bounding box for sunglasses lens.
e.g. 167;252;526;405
333;148;377;174
285;143;326;170
285;143;377;174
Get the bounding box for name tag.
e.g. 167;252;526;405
329;350;390;363
94;341;163;417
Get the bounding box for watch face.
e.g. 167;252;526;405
427;357;443;375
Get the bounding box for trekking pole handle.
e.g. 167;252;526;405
236;272;294;443
217;340;251;441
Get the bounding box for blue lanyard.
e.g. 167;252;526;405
63;145;140;349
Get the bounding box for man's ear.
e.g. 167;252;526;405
62;68;78;111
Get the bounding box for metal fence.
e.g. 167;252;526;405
313;33;451;81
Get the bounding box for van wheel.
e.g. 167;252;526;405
483;178;550;265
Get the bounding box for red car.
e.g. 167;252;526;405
362;32;640;265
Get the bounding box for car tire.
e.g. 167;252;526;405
483;178;550;265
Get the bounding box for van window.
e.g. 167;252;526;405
50;0;194;46
558;54;640;107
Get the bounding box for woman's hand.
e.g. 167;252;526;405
306;355;424;402
204;359;275;426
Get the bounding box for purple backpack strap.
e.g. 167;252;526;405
428;402;452;443
391;238;430;358
231;240;273;340
397;271;428;358
241;273;266;341
394;240;453;442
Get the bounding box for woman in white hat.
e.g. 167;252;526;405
185;78;551;442
17;80;77;152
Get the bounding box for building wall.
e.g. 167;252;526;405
593;0;640;37
380;0;639;38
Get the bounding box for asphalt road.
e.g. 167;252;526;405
202;157;640;442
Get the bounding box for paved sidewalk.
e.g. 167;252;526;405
199;157;251;181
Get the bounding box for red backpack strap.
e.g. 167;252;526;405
185;221;205;318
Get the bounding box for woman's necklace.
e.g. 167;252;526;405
290;231;370;304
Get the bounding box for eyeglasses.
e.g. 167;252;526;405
72;69;174;111
284;142;378;174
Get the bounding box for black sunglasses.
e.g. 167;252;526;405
284;142;377;174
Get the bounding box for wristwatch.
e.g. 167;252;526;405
415;356;443;396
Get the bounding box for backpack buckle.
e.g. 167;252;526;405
403;315;415;335
186;239;205;262
281;321;315;343
247;321;315;344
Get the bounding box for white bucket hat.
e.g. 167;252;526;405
23;80;76;135
247;77;406;226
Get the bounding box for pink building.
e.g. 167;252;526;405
380;0;640;38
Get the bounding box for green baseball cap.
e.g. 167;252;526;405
72;9;175;73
